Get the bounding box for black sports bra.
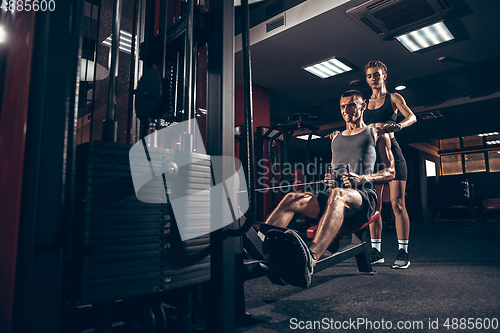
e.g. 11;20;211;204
363;93;397;125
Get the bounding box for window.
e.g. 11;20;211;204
425;160;436;177
438;134;500;175
464;153;486;173
489;151;500;172
462;135;483;147
440;138;460;150
441;154;462;175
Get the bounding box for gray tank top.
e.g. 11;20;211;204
331;127;377;186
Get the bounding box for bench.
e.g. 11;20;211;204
481;198;500;237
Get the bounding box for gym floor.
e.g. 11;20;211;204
237;221;500;332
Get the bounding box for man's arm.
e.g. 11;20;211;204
343;132;395;187
361;132;395;184
358;133;396;184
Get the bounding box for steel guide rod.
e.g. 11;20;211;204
181;0;195;151
225;0;255;237
103;0;122;142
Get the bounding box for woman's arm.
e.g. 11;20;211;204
391;92;417;130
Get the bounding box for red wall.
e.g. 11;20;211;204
235;84;273;221
0;12;36;333
235;84;270;131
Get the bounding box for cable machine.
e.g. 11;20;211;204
8;0;252;332
66;0;250;332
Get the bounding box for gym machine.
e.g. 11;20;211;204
62;0;255;332
236;113;321;223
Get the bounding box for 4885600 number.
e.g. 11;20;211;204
1;0;55;11
443;318;498;330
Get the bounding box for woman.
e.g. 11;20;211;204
363;60;416;269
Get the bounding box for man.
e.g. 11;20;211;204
263;90;395;288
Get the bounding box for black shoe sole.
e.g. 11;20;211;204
265;230;311;288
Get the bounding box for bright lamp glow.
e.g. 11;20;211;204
395;85;406;91
478;132;499;137
396;22;454;52
304;57;352;79
296;134;321;140
0;26;6;44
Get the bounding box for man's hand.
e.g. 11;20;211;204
342;172;363;188
324;171;336;189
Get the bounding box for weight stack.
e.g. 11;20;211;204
71;141;211;304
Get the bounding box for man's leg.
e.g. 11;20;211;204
309;188;364;264
264;192;320;228
263;192;321;288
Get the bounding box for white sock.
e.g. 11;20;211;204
371;239;382;252
398;240;409;252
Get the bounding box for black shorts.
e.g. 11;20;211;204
313;188;377;230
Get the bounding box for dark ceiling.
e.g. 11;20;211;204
234;0;500;153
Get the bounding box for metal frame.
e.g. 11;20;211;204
12;1;84;332
205;0;237;332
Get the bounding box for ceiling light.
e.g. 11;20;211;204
296;134;321;140
396;22;454;52
102;30;135;54
304;57;352;79
478;132;499;137
395;85;406;91
486;140;500;145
